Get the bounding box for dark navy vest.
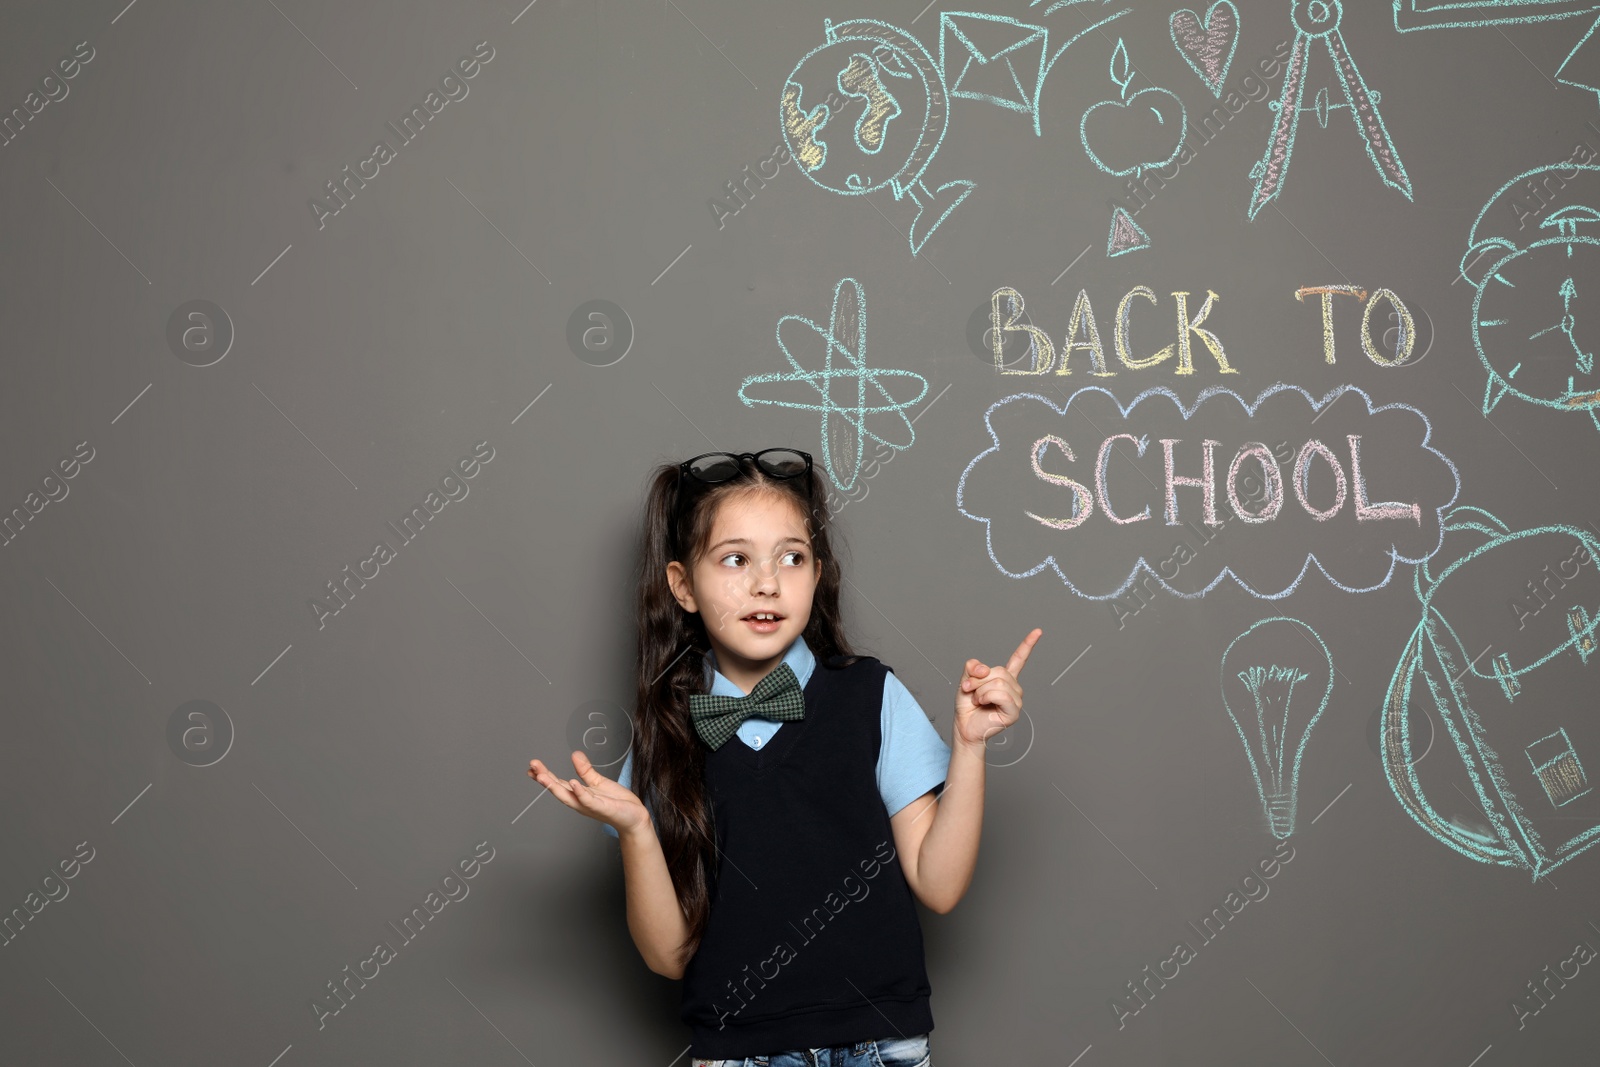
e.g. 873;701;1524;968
679;654;934;1058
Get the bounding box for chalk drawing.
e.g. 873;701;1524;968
938;2;1132;136
1558;16;1600;109
739;277;928;494
954;383;1461;600
1393;0;1599;32
1248;0;1411;220
1081;38;1188;178
783;18;973;254
1381;506;1600;881
784;4;1134;251
1108;205;1152;256
982;284;1237;375
1527;728;1592;808
1461;162;1600;430
1171;2;1241;97
1221;617;1335;839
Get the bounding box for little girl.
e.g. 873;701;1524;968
529;448;1040;1067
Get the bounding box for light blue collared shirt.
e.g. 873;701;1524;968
600;635;950;838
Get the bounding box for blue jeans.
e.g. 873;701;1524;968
693;1032;931;1067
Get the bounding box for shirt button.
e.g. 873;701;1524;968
752;736;763;748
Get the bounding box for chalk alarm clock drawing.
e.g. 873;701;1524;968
1462;162;1600;430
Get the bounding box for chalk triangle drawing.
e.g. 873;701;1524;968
1106;206;1150;256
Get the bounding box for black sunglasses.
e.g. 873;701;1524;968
672;449;814;548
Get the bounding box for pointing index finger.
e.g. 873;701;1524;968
1007;628;1043;676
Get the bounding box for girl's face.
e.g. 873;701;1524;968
665;488;819;692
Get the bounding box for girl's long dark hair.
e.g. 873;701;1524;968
631;457;858;961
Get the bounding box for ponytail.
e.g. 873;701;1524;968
630;457;857;957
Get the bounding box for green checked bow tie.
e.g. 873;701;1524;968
688;663;805;751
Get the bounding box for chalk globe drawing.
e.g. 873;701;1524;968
781;18;973;254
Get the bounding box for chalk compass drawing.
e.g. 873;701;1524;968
1380;506;1600;881
1220;617;1335;839
738;276;928;493
1392;0;1599;32
1171;1;1242;97
1461;162;1600;430
1247;0;1412;220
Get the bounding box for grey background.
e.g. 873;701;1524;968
1;0;1598;1064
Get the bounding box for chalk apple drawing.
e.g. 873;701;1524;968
1080;38;1186;178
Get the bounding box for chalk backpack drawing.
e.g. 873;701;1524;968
1380;506;1600;881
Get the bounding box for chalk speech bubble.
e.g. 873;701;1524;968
956;384;1461;599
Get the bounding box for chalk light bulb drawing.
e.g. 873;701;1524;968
1220;617;1335;839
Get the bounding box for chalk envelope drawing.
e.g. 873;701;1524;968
938;2;1132;135
782;17;973;255
954;383;1460;600
738;277;927;494
1381;506;1600;881
1248;0;1411;220
1220;617;1334;839
940;13;1049;121
1462;162;1600;430
1171;1;1241;97
1392;0;1600;32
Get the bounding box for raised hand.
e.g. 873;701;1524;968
954;628;1043;748
528;750;652;837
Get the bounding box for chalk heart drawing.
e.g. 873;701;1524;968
738;276;928;494
1221;617;1334;840
1171;1;1241;97
1461;162;1600;430
1381;506;1600;882
782;18;973;255
954;383;1461;600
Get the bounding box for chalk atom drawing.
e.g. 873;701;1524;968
1171;1;1242;97
738;277;928;494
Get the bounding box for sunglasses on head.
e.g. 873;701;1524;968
672;449;815;551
